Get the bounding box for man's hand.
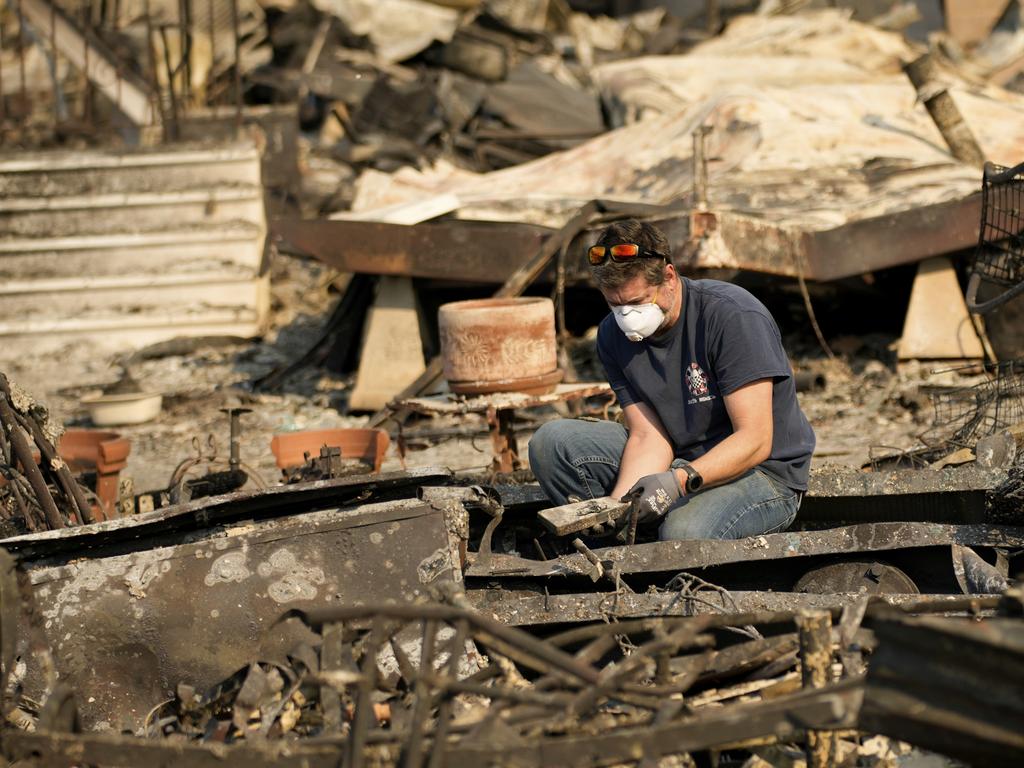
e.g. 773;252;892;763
624;470;683;522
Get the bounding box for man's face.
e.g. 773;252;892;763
600;269;668;310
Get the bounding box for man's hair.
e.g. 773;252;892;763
590;219;671;291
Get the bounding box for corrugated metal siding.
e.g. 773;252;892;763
0;141;269;356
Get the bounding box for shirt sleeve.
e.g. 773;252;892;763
708;308;792;394
596;320;639;408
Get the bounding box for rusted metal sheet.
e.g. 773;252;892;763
22;497;462;733
466;522;1024;579
275;192;981;287
271;217;551;283
704;194;984;281
467;589;991;627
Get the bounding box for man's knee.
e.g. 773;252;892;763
658;472;798;541
658;502;719;541
528;420;567;476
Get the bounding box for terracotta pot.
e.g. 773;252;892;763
438;297;562;395
270;428;389;473
58;429;131;521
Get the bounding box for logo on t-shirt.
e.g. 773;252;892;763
685;362;715;404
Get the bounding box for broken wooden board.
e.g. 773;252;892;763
395;382;613;416
537;496;629;536
898;256;985;360
348;276;426;412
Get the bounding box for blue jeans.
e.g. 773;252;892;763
527;418;800;541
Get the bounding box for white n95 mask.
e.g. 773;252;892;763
612;302;665;342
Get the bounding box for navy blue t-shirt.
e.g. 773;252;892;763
596;277;815;491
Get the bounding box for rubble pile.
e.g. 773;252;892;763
0;425;1019;765
263;0;705;215
4;582;1024;765
2;2;1024;767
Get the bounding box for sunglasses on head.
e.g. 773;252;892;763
588;243;668;266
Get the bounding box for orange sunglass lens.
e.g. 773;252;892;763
609;244;640;258
589;243;641;264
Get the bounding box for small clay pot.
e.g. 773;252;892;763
270;428;389;473
438;297;562;395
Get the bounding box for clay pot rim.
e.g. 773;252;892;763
448;368;564;395
81;391;162;405
61;428;125;443
439;297;552;313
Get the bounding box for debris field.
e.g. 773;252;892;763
1;1;1024;767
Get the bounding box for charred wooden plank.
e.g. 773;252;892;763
444;679;863;768
4;681;862;768
672;633;800;684
467;589;994;627
466;522;1024;579
537;496;628;536
861;614;1024;767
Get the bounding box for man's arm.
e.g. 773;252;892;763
685;378;774;489
610;401;675;498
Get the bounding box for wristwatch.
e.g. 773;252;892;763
678;461;704;494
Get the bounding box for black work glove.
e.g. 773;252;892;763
624;470;683;522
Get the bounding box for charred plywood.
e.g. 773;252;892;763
22;497;462;732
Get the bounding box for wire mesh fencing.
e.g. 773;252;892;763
926;359;1024;448
967;161;1024;314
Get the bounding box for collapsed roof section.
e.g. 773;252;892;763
285;10;1024;283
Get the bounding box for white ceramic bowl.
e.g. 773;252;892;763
81;391;163;426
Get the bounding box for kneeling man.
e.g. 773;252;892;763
529;219;815;540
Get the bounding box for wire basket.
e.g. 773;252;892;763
926;359;1024;447
966;161;1024;314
